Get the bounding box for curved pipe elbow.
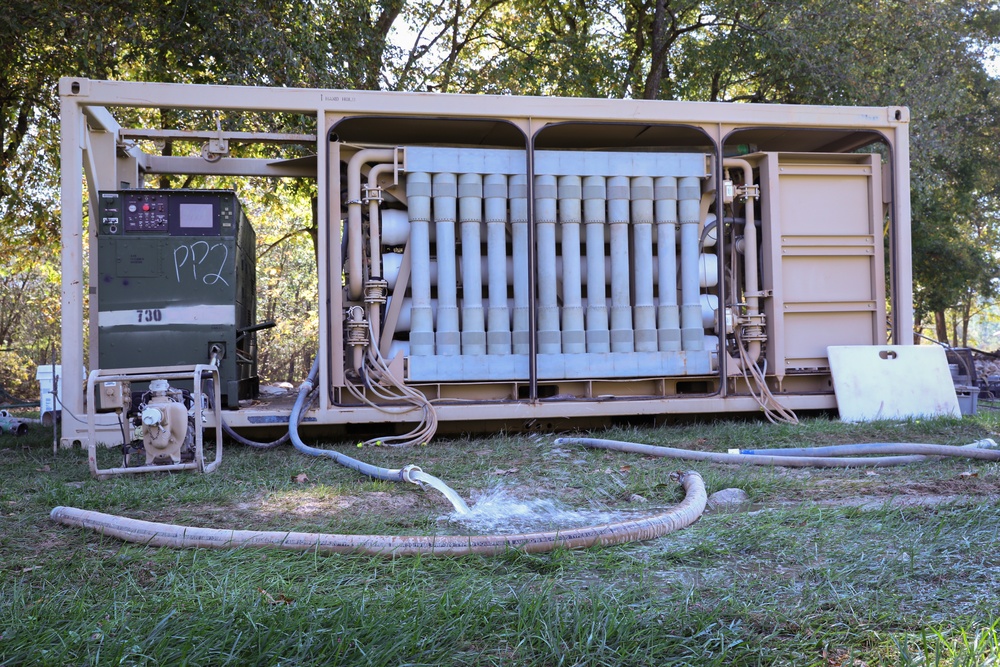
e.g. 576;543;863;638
347;149;398;301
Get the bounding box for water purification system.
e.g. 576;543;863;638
57;78;911;451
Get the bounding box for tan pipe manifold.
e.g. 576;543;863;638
50;471;706;557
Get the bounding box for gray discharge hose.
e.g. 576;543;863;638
555;437;1000;468
50;471;707;557
288;359;470;513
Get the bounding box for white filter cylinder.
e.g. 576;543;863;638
390;253;664;293
510;174;531;354
654;176;681;352
394;297;512;333
702;213;717;248
390;297;437;332
678;176;704;352
459;173;486;355
631;176;657;352
535;174;561;354
700;293;719;330
699;253;719;288
383;252;403;290
406;172;434;356
381;208;411;246
583;175;610;353
433;172;460;355
559;175;585;354
485;173;511;355
607;175;634;352
388;339;410;360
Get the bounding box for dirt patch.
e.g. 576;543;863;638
263;490;421;517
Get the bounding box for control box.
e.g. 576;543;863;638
95;190;259;408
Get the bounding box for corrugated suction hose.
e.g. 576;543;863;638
50;471;706;557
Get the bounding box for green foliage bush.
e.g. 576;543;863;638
0;349;36;402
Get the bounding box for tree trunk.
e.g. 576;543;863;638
934;309;948;345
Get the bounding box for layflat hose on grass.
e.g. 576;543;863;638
735;440;999;458
286;359;470;513
50;471;706;557
555;437;1000;468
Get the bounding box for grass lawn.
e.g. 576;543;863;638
1;413;999;665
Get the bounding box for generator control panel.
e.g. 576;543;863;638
99;191;239;237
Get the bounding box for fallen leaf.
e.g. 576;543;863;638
959;471;978;479
36;465;51;473
259;588;294;605
292;473;309;484
619;465;632;472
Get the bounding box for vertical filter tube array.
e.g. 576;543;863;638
385;147;715;383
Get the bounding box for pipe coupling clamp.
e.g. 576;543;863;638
735;312;767;342
364;278;389;305
346;317;370;347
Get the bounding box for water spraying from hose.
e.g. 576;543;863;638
287;358;470;514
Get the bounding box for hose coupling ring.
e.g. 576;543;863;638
400;464;423;484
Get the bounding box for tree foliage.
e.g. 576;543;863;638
2;0;1000;397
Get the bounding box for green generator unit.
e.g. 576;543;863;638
96;189;260;408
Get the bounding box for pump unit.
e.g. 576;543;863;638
95;189;259;408
57;78;912;449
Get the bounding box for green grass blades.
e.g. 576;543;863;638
2;414;1000;665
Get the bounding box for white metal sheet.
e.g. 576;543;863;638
827;345;960;422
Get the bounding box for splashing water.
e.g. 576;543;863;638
408;469;471;514
443;486;635;534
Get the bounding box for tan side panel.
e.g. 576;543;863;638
782;254;875;303
784;312;880;367
760;154;886;374
778;172;872;236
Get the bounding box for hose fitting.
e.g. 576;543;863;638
400;464;424;485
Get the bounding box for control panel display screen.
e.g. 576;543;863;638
179;203;214;229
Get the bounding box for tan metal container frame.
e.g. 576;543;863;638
57;77;912;448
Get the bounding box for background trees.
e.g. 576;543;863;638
2;0;999;399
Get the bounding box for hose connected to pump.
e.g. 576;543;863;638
556;437;1000;468
50;470;705;557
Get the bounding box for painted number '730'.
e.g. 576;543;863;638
136;309;163;323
